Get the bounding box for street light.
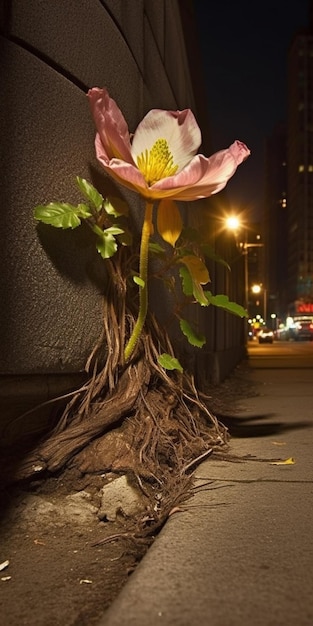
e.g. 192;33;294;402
224;215;265;316
251;283;267;323
270;313;278;330
225;215;241;232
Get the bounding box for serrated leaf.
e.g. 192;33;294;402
179;256;209;306
34;202;92;229
76;203;93;218
179;266;193;297
104;197;129;217
180;255;210;285
204;292;248;318
179;319;206;348
156;199;183;247
133;276;145;288
191;281;209;306
96;232;118;258
158;353;183;373
76;177;104;211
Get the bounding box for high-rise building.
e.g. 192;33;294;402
287;2;313;317
264;123;288;320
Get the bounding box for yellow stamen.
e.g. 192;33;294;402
137;139;178;185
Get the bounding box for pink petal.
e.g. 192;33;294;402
95;144;150;196
88;88;133;162
151;141;250;200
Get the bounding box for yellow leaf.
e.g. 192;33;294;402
270;457;295;465
156;199;183;247
180;255;210;285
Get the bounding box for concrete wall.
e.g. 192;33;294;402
0;0;246;442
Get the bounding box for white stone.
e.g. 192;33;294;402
99;475;145;522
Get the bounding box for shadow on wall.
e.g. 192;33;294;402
0;1;246;449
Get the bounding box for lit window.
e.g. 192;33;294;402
309;165;313;172
299;165;304;172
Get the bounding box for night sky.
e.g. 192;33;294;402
193;0;310;219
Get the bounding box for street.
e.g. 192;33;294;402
101;339;313;626
248;336;313;369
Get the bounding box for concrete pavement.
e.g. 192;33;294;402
99;347;313;626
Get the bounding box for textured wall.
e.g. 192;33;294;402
0;0;199;376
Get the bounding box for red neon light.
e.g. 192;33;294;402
297;304;313;313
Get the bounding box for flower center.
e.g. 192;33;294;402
137;139;178;186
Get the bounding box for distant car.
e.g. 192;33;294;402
293;321;313;341
258;328;274;344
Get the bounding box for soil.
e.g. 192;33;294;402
0;360;256;626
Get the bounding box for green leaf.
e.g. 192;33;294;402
178;228;230;271
104;197;129;217
192;281;208;306
96;231;118;259
179;263;209;306
158;353;183;373
179;319;206;348
133;276;145;288
76;203;93;218
179;266;193;297
34;202;92;229
204;292;248;318
92;224;124;239
76;177;104;211
148;242;166;256
104;226;125;236
180;255;210;284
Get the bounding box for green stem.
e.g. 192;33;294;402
124;201;154;361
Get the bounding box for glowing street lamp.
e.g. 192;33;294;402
224;215;265;321
252;283;267;322
225;215;241;232
251;284;261;295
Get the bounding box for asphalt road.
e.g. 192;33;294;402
100;341;313;626
249;337;313;369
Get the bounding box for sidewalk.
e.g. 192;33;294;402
100;348;313;626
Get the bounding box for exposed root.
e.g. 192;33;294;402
2;255;229;516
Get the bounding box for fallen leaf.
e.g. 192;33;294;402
79;579;93;584
0;561;9;572
270;457;295;465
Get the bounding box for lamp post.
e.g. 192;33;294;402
224;214;267;339
224;215;265;319
251;283;268;324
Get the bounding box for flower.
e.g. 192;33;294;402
88;87;250;202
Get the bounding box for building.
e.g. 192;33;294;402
286;1;313;317
264;123;288;321
263;2;313;323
